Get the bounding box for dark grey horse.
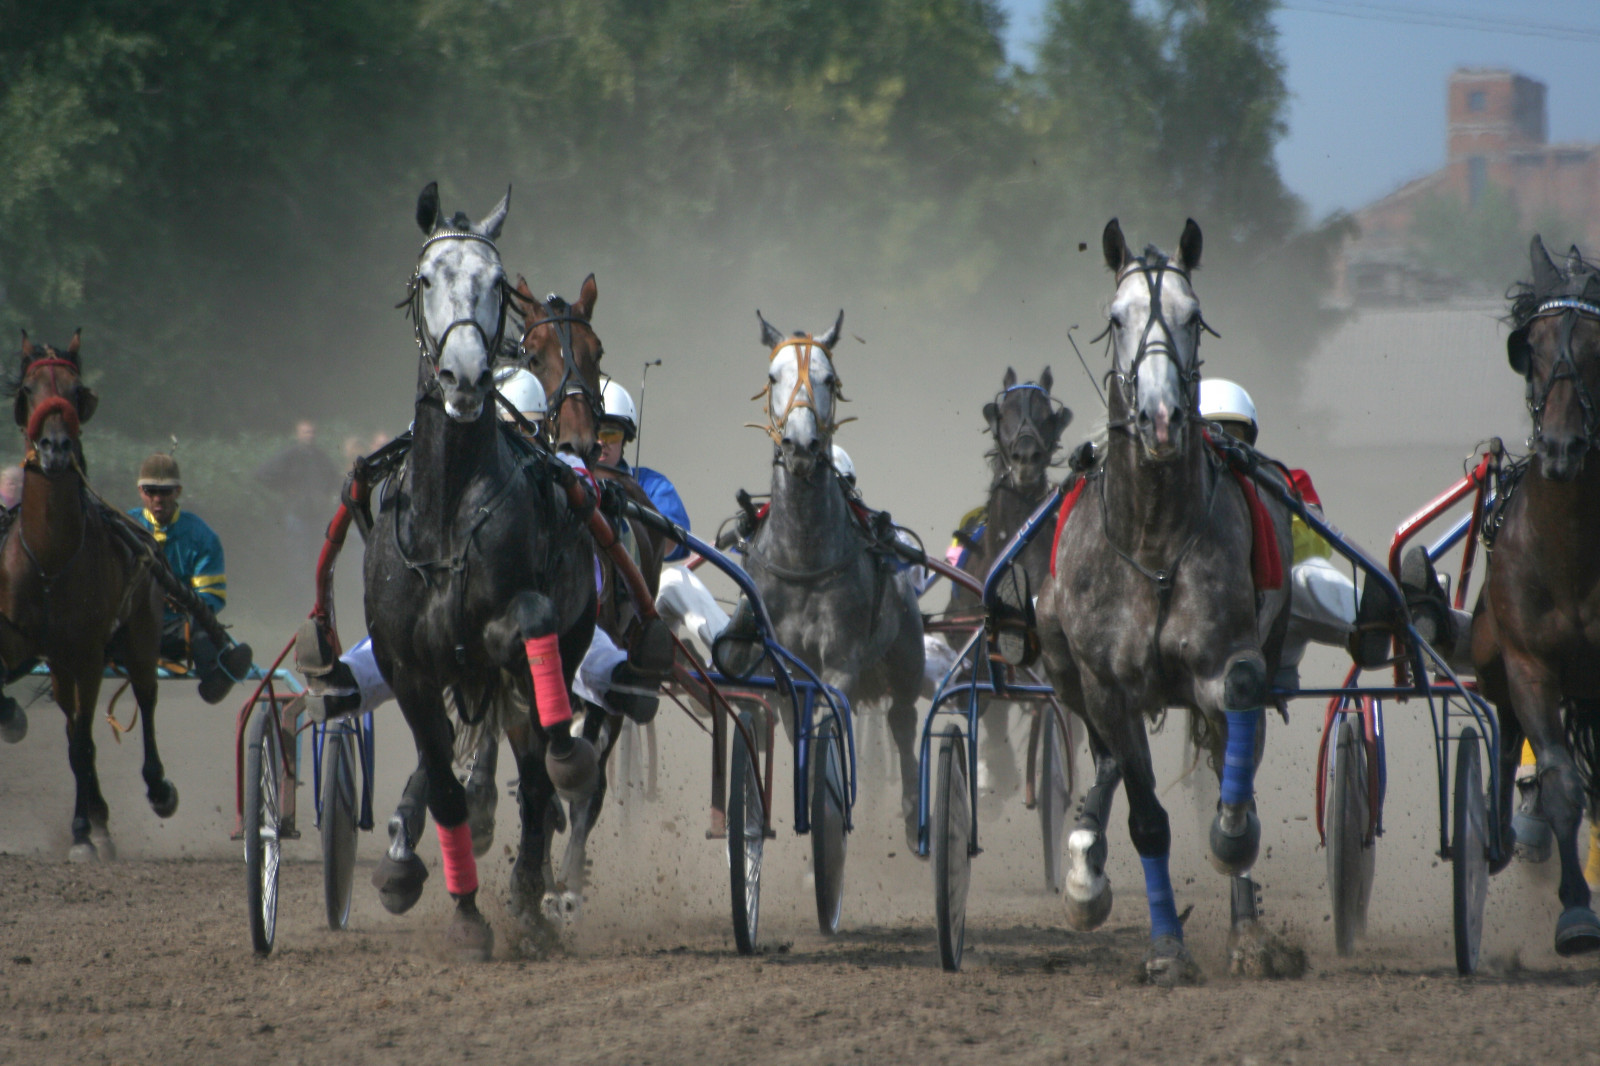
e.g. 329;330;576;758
946;367;1072;798
1035;219;1296;985
363;184;599;959
744;311;926;849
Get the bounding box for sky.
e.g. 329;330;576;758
997;0;1600;222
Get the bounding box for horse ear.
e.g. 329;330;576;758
1052;404;1074;439
19;330;32;362
756;311;784;349
817;310;843;350
67;329;81;358
515;275;537;307
76;386;98;424
1102;218;1129;273
574;273;598;320
477;185;511;240
1039;366;1053;393
983;401;1000;435
416;182;442;235
1002;366;1017;389
1508;327;1532;375
1178;218;1202;272
1531;234;1561;292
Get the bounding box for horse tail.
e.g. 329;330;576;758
1564;698;1600;813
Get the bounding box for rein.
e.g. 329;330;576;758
517;295;603;448
1521;296;1600;453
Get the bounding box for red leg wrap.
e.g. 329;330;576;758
524;634;573;729
437;822;478;895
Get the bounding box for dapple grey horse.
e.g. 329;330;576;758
1035;219;1297;985
743;312;926;850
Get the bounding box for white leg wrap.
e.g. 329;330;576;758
341;637;392;716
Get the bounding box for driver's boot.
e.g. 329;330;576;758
295;619;362;720
713;597;763;677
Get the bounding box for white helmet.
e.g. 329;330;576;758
496;367;547;421
600;377;638;439
1198;378;1258;443
830;443;856;484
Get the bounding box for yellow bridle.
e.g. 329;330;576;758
747;335;855;444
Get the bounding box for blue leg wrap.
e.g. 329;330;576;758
1140;855;1182;941
1220;709;1260;807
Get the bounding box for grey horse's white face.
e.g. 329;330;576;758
413;186;510;422
757;310;844;478
1103;219;1206;461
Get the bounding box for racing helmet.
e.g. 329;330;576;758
1198;378;1258;445
495;367;547;421
600;377;638;440
830;443;856;485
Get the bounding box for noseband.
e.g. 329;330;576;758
1522;297;1600;452
750;336;854;446
1097;258;1215;436
399;230;513;399
517;293;603;444
21;358;83;447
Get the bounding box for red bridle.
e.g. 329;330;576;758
22;358;83;442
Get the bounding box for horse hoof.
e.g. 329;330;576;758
1143;935;1203;987
1063;829;1113;930
150;781;179;820
1227;920;1307;979
372;852;428;915
1208;807;1260;875
447;908;494;962
541;889;582;928
1555;907;1600;956
0;699;26;744
68;842;99;864
546;736;598;802
1511;809;1552;863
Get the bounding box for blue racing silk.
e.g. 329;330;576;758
621;462;691;562
128;507;227;619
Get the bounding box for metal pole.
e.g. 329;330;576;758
633;359;662;468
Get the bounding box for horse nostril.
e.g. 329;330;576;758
439;369;457;387
475;369;493;390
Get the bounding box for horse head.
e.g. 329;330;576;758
1508;235;1600;482
984;366;1073;492
1101;218;1210;462
404;182;512;423
754;309;846;479
514;274;603;460
14;330;95;476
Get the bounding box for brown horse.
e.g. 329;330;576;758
0;332;177;860
1473;235;1600;956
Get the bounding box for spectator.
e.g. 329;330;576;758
255;419;341;569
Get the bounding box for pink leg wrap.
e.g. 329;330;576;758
437;822;478;895
525;634;573;729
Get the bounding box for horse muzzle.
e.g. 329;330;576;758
1135;402;1186;461
780;436;824;478
1537;432;1589;482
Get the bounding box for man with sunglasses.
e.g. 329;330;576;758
597;378;690;560
128;453;241;703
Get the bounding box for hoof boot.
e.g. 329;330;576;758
68;841;99;864
1555;907;1600;957
447;908;494;962
1209;807;1260;875
546;736;598;802
373;851;428;914
150;781;179;820
0;697;26;744
1143;935;1203;987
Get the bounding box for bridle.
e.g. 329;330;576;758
21;357;83;453
750;335;854;446
516;292;604;446
991;382;1062;489
1520;296;1600;452
1096;256;1216;437
399;230;514;399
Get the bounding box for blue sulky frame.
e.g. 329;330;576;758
915;445;1504;966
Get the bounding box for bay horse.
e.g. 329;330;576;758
944;366;1073;798
1473;235;1600;956
0;332;176;860
365;183;599;958
746;311;925;850
1034;220;1296;985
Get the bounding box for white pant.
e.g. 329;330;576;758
1282;555;1358;670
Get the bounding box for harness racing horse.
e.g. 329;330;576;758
1034;220;1296;985
365;183;599;958
746;311;926;850
1474;235;1600;956
945;367;1073;800
0;333;177;860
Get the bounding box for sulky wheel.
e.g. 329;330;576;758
244;704;285;956
1453;726;1490;976
320;725;360;932
1038;705;1071;894
934;724;974;972
811;715;848;935
1326;715;1376;956
728;711;765;954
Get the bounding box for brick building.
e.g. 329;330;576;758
1341;68;1600;305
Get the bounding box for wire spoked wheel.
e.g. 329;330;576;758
244;704;284;956
320;725;359;932
1453;726;1489;976
811;715;848;935
728;710;765;954
934;724;973;972
1326;715;1375;956
1038;705;1071;894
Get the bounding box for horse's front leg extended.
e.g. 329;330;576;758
374;761;429;914
1204;653;1268;875
1120;719;1201;987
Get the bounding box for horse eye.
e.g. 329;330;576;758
1110;314;1124;330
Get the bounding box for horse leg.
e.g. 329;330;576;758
1205;655;1268;875
550;706;622;927
885;689;921;852
509;728;561;946
1063;723;1121;931
0;681;26;744
978;702;1020;809
465;731;499;858
1114;715;1201;986
373;759;430;914
126;595;178;821
1508;656;1600;954
57;666;110;863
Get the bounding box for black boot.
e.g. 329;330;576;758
1400;546;1455;650
712;597;763;678
293;620;361;720
606;660;660;724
